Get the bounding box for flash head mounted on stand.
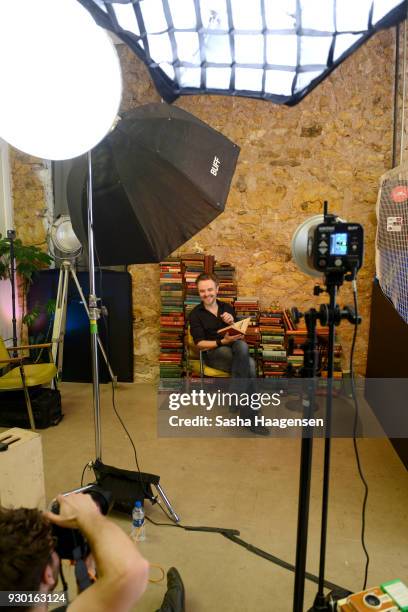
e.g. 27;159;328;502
49;215;82;261
291;202;364;280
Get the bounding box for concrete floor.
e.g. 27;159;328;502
6;382;408;611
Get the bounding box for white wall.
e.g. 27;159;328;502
0;139;12;234
0;139;19;345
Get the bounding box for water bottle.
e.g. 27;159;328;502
131;500;146;542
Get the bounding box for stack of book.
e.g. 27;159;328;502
333;343;343;375
181;253;215;318
284;313;343;379
214;262;237;305
235;296;260;324
235;296;260;362
286;330;307;376
259;311;287;377
319;337;343;392
284;308;304;376
320;339;343;379
159;259;185;378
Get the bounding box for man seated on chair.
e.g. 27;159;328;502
189;272;256;378
189;273;269;435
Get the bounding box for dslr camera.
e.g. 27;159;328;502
50;484;112;560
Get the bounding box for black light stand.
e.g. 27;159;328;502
310;273;341;612
293;307;319;612
7;229;18;357
84;151;180;522
292;272;360;612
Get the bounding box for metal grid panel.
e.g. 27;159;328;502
78;0;407;105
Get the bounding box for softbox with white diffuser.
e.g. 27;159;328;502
67;102;240;265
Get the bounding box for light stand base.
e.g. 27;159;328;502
307;588;352;611
92;459;180;522
307;594;330;612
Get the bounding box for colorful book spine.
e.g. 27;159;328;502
259;310;287;377
159;259;185;378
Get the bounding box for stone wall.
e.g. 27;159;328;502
11;27;398;380
394;23;408;167
10;150;49;248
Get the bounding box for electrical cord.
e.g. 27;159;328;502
144;514;347;592
148;564;165;584
349;276;370;590
110;379;144;477
80;461;91;487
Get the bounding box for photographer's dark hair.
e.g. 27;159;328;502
195;272;219;286
0;507;55;601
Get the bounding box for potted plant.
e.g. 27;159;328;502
0;232;53;352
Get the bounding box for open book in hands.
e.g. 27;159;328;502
218;317;251;336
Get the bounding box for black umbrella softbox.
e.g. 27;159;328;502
67;103;240;265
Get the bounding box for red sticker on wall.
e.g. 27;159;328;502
391;185;408;202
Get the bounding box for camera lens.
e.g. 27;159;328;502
363;593;381;608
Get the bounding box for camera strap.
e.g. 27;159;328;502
73;547;93;592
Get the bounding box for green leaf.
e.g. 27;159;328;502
46;299;56;316
23;305;41;327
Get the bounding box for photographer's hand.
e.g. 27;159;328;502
44;492;100;529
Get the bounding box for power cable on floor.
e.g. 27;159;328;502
349;277;370;590
145;514;348;593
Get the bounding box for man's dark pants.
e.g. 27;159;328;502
204;340;256;417
203;340;255;377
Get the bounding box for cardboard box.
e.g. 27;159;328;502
0;428;46;509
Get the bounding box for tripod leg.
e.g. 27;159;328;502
95;334;117;384
58;268;69;374
52;264;69;374
154;483;180;523
70;269;117;384
51;266;65;365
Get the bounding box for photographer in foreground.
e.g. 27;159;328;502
0;492;149;612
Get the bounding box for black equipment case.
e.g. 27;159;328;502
0;388;63;429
